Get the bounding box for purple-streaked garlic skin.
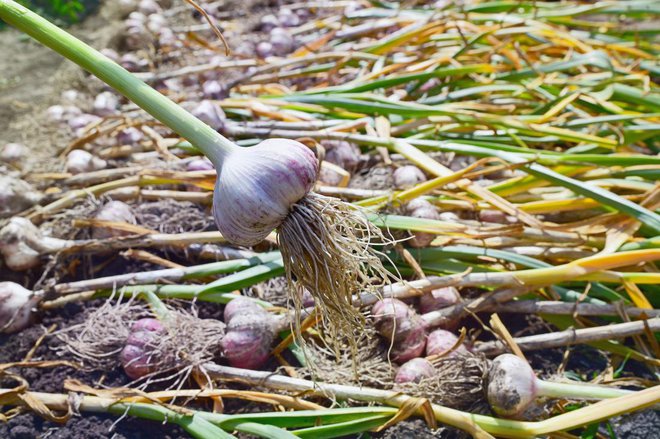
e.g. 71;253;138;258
93;91;120;116
1;143;26;164
259;14;279;32
256;41;274;58
487;354;537;417
322;140;361;173
66;150;107;175
419;286;461;314
117;127;144;145
120;317;165;380
191;100;226;132
186;157;215;172
0;176;43;219
0;217;67;271
212;138;318;246
426;329;469;358
222;312;275;370
395;357;435;384
372;298;411;340
393;165;426;189
277;9;300;27
0;282;40;333
92;200;137;239
269;28;295;56
373;298;427;363
223;297;266;324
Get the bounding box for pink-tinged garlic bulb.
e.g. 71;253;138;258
191;100;225;132
68;114;101;133
405;199;441;248
93;91;120;116
0;282;41;333
486;354;537;417
479;209;514;224
221;299;275;369
223;297;265;323
0;176;43;219
395;357;435;384
323;140;361;173
212;139;318;246
426;329;469;358
46;104;82;123
0;217;68;271
120;317;165;379
92;200;137;239
419;286;461;314
66;150;107;175
393;165;426;189
1;143;26;164
372;298;427;363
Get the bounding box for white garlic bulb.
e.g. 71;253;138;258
66;150;107;174
212;139;318;246
0;217;68;271
0;282;41;333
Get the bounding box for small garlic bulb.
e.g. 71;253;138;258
487;354;537;417
0;282;41;333
1;143;26;164
393;165;427;189
0;217;68;271
212;139;318;246
66;150;107;174
0;176;43;219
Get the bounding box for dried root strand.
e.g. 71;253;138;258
278;192;395;356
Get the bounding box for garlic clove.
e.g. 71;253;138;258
212;138;318;246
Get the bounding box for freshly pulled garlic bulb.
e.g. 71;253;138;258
0;282;41;333
0;217;68;271
0;176;43;218
212;138;318;246
66;150;107;174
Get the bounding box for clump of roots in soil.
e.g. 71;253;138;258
395;354;491;412
299;325;394;388
278;192;397;359
57;294;225;389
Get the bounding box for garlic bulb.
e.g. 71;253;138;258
92;200;137;239
66;150;107;174
393;165;427;189
212;139;318;246
1;143;26;164
486;354;537;417
93;91;120;116
0;176;43;218
46;104;82;123
269;28;294;56
419;286;461;314
191;100;225;132
0;282;41;333
0;217;68;271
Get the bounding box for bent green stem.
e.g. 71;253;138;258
0;0;238;164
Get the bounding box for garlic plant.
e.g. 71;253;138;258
0;0;393;346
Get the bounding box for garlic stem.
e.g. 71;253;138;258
0;0;238;164
535;379;632;401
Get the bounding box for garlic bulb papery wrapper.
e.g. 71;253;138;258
211;138;318;246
